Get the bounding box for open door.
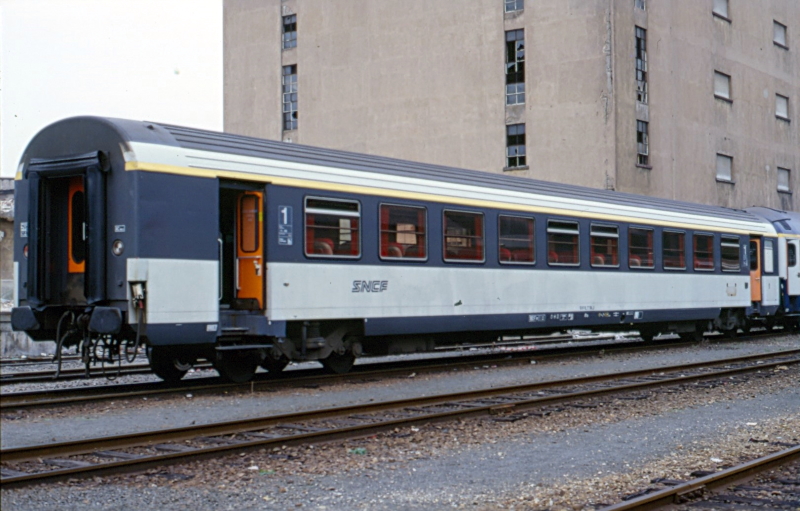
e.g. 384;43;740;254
236;191;264;309
749;238;762;303
788;239;800;296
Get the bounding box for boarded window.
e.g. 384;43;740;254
663;231;686;270
721;236;740;272
499;215;534;264
716;154;733;182
444;211;484;262
590;224;619;267
778;167;791;192
774;21;787;48
305;197;360;257
629;228;654;269
547;220;579;265
714;71;731;100
693;234;714;270
776;94;789;119
764;239;775;273
380;204;427;260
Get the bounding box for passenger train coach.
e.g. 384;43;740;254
10;117;800;382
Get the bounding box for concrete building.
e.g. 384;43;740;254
225;0;798;210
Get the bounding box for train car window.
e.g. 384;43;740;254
305;197;361;258
662;231;686;270
693;234;715;271
763;239;775;273
749;241;759;271
68;176;86;273
499;215;534;264
239;194;260;253
590;224;619;267
721;236;741;272
628;228;654;269
379;204;427;260
789;243;797;267
547;220;579;266
443;210;484;262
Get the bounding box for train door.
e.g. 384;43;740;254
749;238;762;303
788;239;800;296
219;184;265;310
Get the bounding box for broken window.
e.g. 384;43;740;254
506;124;526;168
504;0;524;13
282;65;298;131
637;121;649;166
505;29;525;105
282;15;297;49
635;27;648;104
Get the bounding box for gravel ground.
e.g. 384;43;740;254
1;334;799;510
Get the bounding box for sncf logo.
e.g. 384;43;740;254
352;280;389;293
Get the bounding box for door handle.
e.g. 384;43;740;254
254;260;262;277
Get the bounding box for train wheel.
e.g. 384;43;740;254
259;355;289;375
321;351;355;374
215;351;259;383
147;346;191;383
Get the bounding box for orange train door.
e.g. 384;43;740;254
236;191;264;309
749;238;762;303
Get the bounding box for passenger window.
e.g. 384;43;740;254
239;194;260;253
305;197;361;258
721;236;741;272
547;220;579;265
789;243;798;267
68;176;86;273
662;231;686;270
380;204;427;260
749;241;759;271
499;215;534;264
590;224;619;267
764;239;774;273
443;210;484;262
628;228;654;269
693;234;714;270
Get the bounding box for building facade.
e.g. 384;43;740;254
224;0;798;210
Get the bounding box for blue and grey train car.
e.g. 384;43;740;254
9;117;794;382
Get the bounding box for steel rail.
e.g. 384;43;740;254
600;445;800;511
1;351;798;487
0;335;742;410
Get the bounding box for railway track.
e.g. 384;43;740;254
2;348;798;488
602;445;800;510
0;334;720;410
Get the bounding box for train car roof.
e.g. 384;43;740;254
746;207;800;235
20;116;771;234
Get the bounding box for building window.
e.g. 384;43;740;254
712;0;729;20
444;210;484;262
590;224;619;267
499;215;535;264
774;21;788;48
721;236;741;272
305;197;360;258
635;27;648;104
716;153;733;182
379;204;427;260
778;167;791;193
663;231;686;270
505;29;525;105
693;234;715;270
776;94;789;121
629;227;654;269
282;15;297;49
547;220;579;266
506;124;526;168
634;0;646;11
714;71;731;101
504;0;524;13
637;121;649;166
282;65;298;131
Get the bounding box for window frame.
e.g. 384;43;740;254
282;14;297;50
712;0;730;21
505;29;525;105
443;209;486;264
628;227;655;270
777;167;791;193
662;230;687;271
636;120;649;166
714;71;732;102
504;0;524;13
774;20;788;49
635;26;648;104
378;203;428;262
776;94;790;121
716;153;733;183
304;196;361;259
498;214;536;266
764;239;775;274
547;220;580;267
590;223;619;268
506;123;526;169
239;194;261;254
282;64;298;131
720;235;741;272
693;233;715;271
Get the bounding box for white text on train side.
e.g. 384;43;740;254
352;281;389;293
